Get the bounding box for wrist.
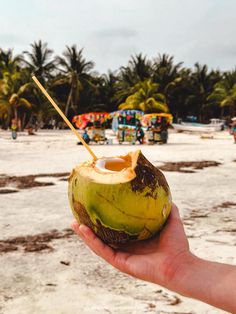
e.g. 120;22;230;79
172;253;202;296
162;252;236;313
160;250;196;292
169;253;213;303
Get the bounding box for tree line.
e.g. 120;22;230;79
0;40;235;130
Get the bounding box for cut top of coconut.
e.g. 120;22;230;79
95;157;130;173
75;150;141;184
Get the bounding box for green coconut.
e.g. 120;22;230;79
68;150;172;245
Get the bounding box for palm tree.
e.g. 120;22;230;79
115;54;152;104
152;53;183;93
0;78;33;130
96;71;119;112
208;69;236;117
0;49;31;128
0;48;23;92
182;64;221;121
9;83;33;129
55;45;95;116
124;53;152;82
22;40;55;83
164;68;193;120
119;79;168;113
0;97;10;129
0;49;21;78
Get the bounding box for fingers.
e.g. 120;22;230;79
170;203;181;220
72;222;114;262
71;222;132;273
159;202;187;242
166;203;183;228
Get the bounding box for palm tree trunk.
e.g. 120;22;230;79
21;113;26;131
220;106;224;119
65;87;73;117
13;107;19;129
5;114;11;130
14;107;18;120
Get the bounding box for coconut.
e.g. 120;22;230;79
68;150;172;245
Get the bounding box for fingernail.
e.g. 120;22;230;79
71;221;78;231
79;224;89;238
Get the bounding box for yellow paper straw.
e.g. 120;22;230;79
32;76;97;160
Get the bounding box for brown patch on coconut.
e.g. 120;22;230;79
131;153;170;195
73;201;138;245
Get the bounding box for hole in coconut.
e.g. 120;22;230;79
95;157;132;173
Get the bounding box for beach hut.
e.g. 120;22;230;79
72;112;110;144
110;110;144;131
141;113;173;144
72;112;110;129
141;113;173;127
109;110;144;144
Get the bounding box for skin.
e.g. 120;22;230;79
72;203;236;313
231;121;236;143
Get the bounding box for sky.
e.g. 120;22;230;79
0;0;236;74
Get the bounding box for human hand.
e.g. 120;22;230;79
72;204;236;313
72;203;192;291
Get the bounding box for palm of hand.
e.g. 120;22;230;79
72;204;190;289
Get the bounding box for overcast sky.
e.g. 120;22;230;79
1;0;235;73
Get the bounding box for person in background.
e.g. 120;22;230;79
160;117;169;144
11;119;17;140
135;121;145;144
82;130;90;144
154;116;161;128
72;203;236;313
77;130;90;145
230;117;236;143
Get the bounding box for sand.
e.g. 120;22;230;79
0;129;235;314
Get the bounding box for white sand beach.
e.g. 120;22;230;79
0;129;235;314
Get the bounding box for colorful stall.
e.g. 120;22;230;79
141;113;173;144
110;110;144;144
141;113;173;127
72;112;110;129
72;112;110;144
110;110;144;130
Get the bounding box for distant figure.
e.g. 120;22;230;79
160;117;169;144
230;117;236;143
27;122;35;135
85;130;91;142
136;125;145;144
121;127;125;142
77;130;90;145
11;119;17;140
82;130;90;144
154;117;161;128
27;127;35;135
112;116;119;133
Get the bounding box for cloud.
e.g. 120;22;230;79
0;34;27;46
88;27;138;72
93;28;138;39
1;0;236;72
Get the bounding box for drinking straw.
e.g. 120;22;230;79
32;76;97;160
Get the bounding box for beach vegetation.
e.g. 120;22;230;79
0;41;235;129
